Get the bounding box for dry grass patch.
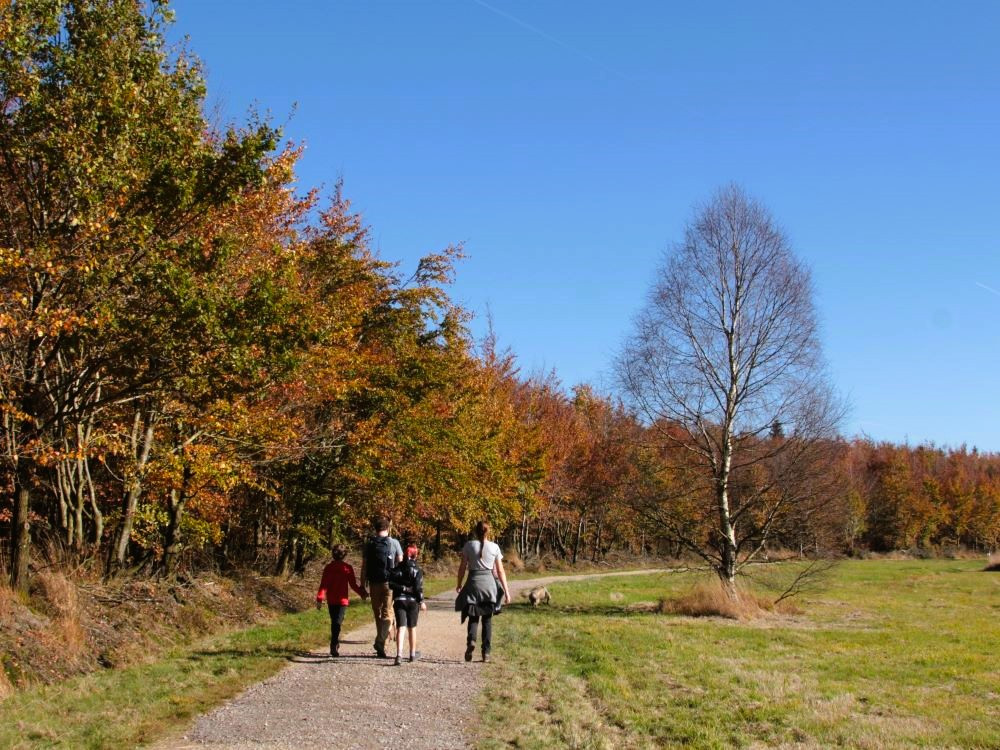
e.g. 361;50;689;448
657;580;780;620
810;693;860;725
502;547;525;572
31;571;88;663
0;672;11;702
34;570;79;620
743;669;813;702
0;583;17;621
479;649;626;750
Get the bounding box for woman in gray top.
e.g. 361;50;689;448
455;520;511;662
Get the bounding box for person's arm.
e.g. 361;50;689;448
455;551;467;593
359;544;368;589
348;565;367;599
494;557;511;604
416;569;427;610
316;564;330;609
393;539;403;565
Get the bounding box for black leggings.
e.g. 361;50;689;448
327;603;346;650
466;612;493;652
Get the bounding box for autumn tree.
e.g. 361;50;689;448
0;0;281;586
564;386;638;564
619;185;842;590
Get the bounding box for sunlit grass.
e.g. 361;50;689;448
0;604;354;749
479;560;1000;749
0;575;456;749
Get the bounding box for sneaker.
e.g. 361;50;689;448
464;643;475;662
393;655;401;666
375;648;388;659
330;646;339;658
482;652;490;663
411;651;421;662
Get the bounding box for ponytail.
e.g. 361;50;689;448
475;520;490;563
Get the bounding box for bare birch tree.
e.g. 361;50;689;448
619;185;843;591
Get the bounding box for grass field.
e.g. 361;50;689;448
479;560;1000;749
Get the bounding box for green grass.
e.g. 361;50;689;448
0;574;455;749
0;572;458;749
0;603;358;749
479;560;1000;750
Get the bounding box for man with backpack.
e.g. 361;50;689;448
359;516;403;658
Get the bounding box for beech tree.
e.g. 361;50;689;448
619;185;842;590
0;0;279;586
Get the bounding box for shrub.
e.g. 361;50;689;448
0;584;16;622
503;548;525;572
32;571;87;660
34;571;79;621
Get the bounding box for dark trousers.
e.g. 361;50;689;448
467;612;493;653
327;602;347;652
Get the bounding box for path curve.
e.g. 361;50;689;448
155;569;665;750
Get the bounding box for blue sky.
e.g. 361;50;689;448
169;1;1000;450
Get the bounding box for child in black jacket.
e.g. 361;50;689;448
389;542;426;665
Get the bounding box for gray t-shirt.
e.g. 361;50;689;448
462;539;503;571
387;537;403;563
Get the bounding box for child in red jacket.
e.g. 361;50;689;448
316;544;368;657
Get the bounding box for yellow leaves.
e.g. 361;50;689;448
0;247;26;272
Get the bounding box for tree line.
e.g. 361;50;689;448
2;1;997;593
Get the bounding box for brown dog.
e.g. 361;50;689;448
527;586;551;607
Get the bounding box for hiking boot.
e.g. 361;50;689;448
464;643;475;662
330;646;339;658
375;647;388;658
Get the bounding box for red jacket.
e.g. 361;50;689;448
316;560;365;606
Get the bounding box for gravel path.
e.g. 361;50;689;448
155;569;664;750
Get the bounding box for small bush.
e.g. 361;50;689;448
34;571;86;660
503;548;525;572
658;580;772;620
34;570;79;621
0;584;17;622
419;551;460;578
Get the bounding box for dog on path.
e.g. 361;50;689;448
527;586;551;607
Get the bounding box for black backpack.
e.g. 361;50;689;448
365;536;395;584
390;559;423;600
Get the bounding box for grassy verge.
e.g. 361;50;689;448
0;575;456;750
479;560;1000;749
0;604;351;749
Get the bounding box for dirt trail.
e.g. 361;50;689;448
154;569;664;750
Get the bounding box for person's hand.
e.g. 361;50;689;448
362;590;369;600
315;600;323;610
455;584;462;593
420;601;427;612
504;590;512;605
